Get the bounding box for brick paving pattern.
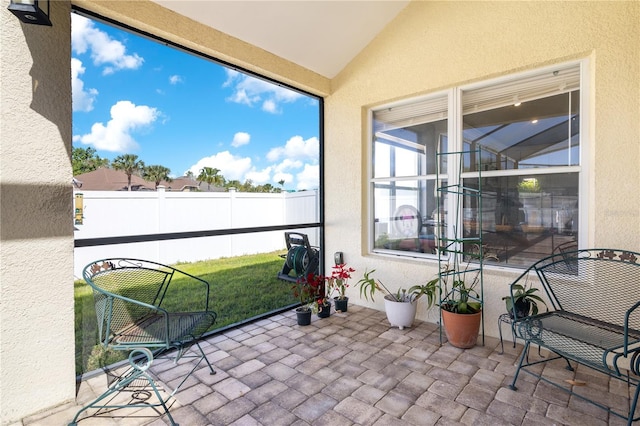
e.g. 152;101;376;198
18;306;636;425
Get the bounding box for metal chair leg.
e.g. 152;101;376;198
509;341;530;391
69;348;178;426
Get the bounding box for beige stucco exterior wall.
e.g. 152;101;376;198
324;1;640;327
0;0;75;423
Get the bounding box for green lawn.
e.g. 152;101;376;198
74;251;297;376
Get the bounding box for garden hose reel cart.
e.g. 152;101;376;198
277;232;319;283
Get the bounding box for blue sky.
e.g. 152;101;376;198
71;14;320;190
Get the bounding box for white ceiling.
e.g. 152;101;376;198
152;1;410;78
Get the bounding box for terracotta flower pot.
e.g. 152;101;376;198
441;308;482;348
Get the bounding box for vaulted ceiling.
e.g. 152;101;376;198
152;1;410;79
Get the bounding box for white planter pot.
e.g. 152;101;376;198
384;295;417;330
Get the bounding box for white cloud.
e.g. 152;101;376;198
227;89;259;106
222;69;240;87
169;75;182;85
73;100;159;152
187;151;252;182
262;99;277;113
246;166;272;184
71;58;98;112
223;69;303;114
296;164;320;190
274;158;303;173
186;133;319;189
71;14;143;75
267;136;319;162
232;132;251;148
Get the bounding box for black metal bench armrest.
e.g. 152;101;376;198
625;300;640;356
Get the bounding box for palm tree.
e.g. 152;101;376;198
224;180;241;191
260;183;275;193
112;154;145;191
197;167;224;191
143;165;172;189
240;179;254;192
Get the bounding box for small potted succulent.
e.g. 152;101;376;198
327;263;355;312
355;269;438;330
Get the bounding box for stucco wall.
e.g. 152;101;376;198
323;1;640;328
0;0;75;423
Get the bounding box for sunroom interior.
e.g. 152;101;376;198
1;0;638;423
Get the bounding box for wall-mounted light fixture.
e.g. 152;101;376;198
7;0;52;26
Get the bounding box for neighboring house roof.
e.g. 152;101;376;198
194;181;226;192
74;168;152;191
73;168;214;192
165;176;201;192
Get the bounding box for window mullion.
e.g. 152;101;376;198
446;88;463;258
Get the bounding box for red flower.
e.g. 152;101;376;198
329;263;355;300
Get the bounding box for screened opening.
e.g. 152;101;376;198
72;10;323;376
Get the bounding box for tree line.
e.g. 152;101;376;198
72;147;286;193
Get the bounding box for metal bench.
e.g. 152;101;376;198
69;258;217;425
507;248;640;425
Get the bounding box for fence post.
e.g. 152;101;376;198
157;186;166;261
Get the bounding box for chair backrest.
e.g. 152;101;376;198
84;259;175;345
515;248;640;328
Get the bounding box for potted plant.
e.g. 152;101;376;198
439;265;483;348
291;275;315;326
304;273;332;318
355;269;438;330
327;263;355;312
502;282;547;319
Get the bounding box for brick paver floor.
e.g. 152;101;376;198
18;306;636;425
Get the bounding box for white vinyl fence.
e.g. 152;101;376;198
73;188;320;278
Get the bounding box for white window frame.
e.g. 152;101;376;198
367;59;590;268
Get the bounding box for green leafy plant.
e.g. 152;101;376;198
502;282;547;318
355;268;438;307
439;264;481;314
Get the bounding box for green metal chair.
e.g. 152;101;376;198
69;258;217;425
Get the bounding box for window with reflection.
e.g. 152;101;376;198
370;62;584;268
372;95;448;255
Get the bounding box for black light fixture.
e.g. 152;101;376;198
8;0;52;26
